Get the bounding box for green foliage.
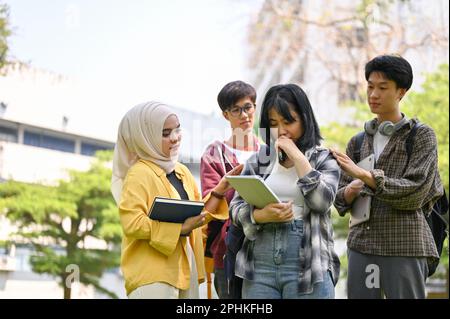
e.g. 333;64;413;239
331;209;350;239
0;2;12;72
0;151;121;298
338;252;349;280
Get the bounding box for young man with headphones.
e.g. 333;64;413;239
332;54;444;299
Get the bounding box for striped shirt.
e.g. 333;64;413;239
229;145;341;295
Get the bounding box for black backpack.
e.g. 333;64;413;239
353;122;449;277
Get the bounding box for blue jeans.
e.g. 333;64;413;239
242;220;335;299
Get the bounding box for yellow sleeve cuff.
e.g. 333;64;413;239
149;221;182;256
202;192;229;223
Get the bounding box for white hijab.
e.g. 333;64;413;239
111;101;178;205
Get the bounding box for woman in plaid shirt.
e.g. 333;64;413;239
229;84;341;298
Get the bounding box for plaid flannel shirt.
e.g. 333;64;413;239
334;118;442;259
229;144;341;295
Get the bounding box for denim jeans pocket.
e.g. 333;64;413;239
289;219;304;236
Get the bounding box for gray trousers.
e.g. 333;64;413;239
347;248;429;299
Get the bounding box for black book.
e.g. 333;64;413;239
148;197;204;223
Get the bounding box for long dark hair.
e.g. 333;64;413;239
259;84;322;153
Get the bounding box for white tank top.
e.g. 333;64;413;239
264;158;305;220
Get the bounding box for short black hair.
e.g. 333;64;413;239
365;54;413;90
217;80;256;111
260;84;322;153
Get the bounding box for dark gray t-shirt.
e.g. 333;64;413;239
166;171;189;200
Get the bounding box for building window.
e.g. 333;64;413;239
81;142;111;156
0;126;18;143
24;131;75;153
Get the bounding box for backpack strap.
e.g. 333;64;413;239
434;189;449;226
405;121;423;164
353;131;365;163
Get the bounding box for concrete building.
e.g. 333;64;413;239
0;63;229;298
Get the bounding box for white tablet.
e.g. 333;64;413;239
349;154;375;227
226;175;281;209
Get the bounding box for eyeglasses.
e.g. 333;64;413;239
227;103;255;118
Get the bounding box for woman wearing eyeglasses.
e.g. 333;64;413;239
111;101;243;299
230;84;340;299
200;81;260;299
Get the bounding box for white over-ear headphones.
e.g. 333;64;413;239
364;115;408;136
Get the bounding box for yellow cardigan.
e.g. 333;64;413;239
119;159;229;295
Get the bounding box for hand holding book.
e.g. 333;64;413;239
344;179;364;204
253;201;294;224
181;212;207;236
148;197;204;223
147;197;207;236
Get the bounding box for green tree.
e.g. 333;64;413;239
0;151;122;299
249;0;447;105
0;2;12;72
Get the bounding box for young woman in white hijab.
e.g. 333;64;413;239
112;101;243;299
